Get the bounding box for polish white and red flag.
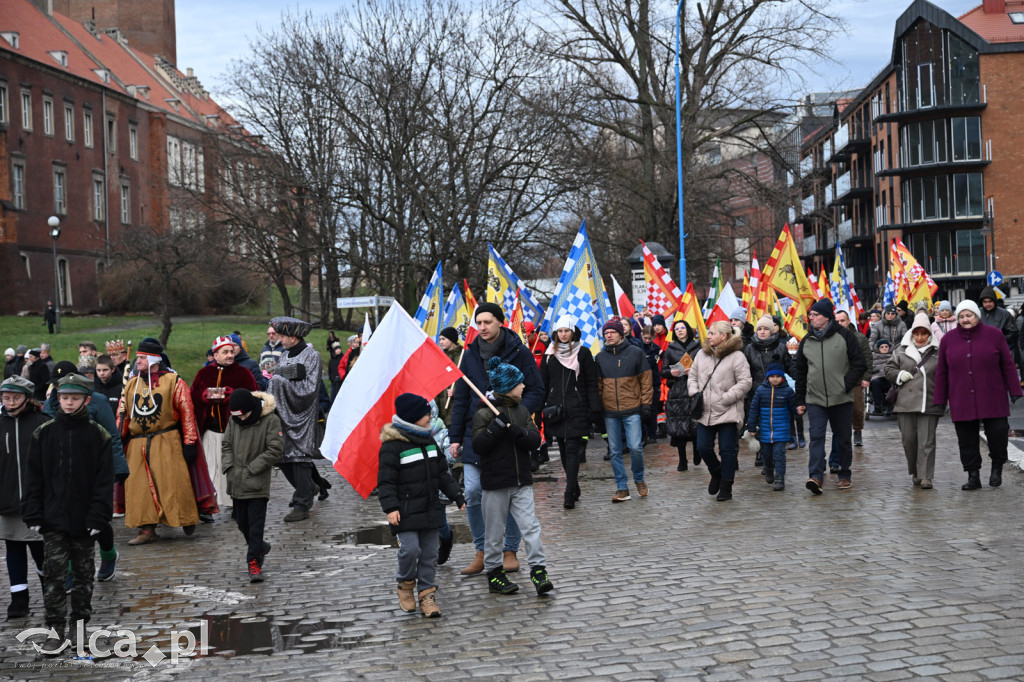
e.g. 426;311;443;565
641;240;683;317
610;274;636;319
706;281;743;325
321;302;463;498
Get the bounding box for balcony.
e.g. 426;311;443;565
804;234;817;254
825;184;833;205
874;86;988;124
824;226;837;251
800;155;814;176
835;171;851;198
823;139;832;161
789;206;796;223
830;124;849;162
837;219;853;243
801;194;815;215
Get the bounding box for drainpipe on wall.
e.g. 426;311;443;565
102;91;110;266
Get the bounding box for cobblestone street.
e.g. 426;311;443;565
1;416;1022;680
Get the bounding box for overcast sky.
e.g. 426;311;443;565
176;0;982;97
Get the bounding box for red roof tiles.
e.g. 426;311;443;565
959;2;1024;43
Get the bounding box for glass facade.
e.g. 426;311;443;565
906;229;984;276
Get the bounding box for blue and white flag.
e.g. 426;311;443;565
486;244;544;325
883;273;897;308
413;261;444;342
539;222;615;354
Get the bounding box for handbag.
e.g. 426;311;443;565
688;357;722;421
885;348;933;404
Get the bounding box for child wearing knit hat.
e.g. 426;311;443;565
469;358;553;597
746;363;797;491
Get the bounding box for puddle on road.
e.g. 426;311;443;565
183;612;367;657
332;522;473;547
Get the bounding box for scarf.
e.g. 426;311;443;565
391;414;434;440
545;339;581;376
477;329;504;363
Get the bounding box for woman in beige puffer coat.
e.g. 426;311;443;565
689;321;752;501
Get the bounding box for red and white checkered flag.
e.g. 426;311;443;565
641;241;683;316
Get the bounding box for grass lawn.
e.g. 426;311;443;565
1;314;358;379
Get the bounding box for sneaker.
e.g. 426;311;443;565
530;566;554;595
829;465;839;475
912;477;922;486
199;514;215;524
636;482;649;498
786;441;797;450
112;512;125;518
418;587;441;617
318;483;331;501
97;551;118;582
806;478;822;495
248;559;264;583
853;430;863;447
611;489;631;503
487;567;519;595
283;509;310;523
798;438;806;448
837;479;852;490
920;479;933;489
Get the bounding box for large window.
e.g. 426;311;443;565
129;125;138;160
901;120;948;167
63;103;74;141
951;117;982;161
92;176;105;221
42;97;53;135
907;231;955;276
83;110;93;147
901;20;946;111
120;181;131;224
20;90;31;130
956;229;985;274
948;33;980;105
902;176;950;222
0;82;7;123
953;172;983;218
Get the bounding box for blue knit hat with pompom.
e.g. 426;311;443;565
487;356;524;394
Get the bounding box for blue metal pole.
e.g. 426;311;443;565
675;0;687;287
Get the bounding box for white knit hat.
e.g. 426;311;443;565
552;315;576;332
954;299;981;320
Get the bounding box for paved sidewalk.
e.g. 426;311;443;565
1;416;1022;680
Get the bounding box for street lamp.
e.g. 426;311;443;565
48;216;60;334
979;210;994;275
674;0;688;287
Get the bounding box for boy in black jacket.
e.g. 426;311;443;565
22;374;112;644
471;358;554;596
378;394;465;618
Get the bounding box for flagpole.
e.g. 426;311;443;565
459;374;501;416
444;347;466;411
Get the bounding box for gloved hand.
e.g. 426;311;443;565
89;528;100;537
182;443;198;465
275;363;306;381
640;405;652;421
486;416;509;436
510;424;530;440
1013;395;1022;405
222;386;234;400
896;370;913;386
591;411;604;433
29;526;41;534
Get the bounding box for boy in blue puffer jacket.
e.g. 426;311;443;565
746;362;797;491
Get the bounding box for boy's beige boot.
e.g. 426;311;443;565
460;550;484;575
396;580;417;613
419;587;441;618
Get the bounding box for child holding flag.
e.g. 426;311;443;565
378;394;465;617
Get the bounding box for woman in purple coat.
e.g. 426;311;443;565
933;300;1023;490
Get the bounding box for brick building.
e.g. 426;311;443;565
0;0;237;315
795;0;1024;307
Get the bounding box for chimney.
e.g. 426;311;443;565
29;0;54;15
983;0;1006;13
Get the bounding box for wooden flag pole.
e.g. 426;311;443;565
459;373;501;416
443;347;466;411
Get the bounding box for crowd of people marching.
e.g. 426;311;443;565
2;287;1021;627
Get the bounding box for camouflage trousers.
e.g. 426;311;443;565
42;532;95;629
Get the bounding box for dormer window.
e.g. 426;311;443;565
164;97;180;112
1;32;18;49
48;50;68;68
93;69;110;84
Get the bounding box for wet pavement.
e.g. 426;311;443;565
2;415;1023;680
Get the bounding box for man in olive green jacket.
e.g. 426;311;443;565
794;300;867;494
222;389;284;582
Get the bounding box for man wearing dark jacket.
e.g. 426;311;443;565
978;287;1018;363
595;318;653;502
449;302;541;576
795;299;867;494
230;333;268;390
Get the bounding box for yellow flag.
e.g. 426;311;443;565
761;225;816;309
675;282;708;343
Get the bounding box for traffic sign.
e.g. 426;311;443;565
987;271;1003;287
336;296;395;309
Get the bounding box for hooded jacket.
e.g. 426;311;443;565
0;402;51;516
22;405;113;536
687;334;752;427
377;423;465;532
221;391;283;500
471;393;541;490
869;316;908;347
795;322;867;408
449;328;543;466
43;389;128;478
978;286;1018;358
746;379;797;443
883;322;943;416
594;338;653;416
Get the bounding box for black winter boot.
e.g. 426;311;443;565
487;567;519;595
962;470;982;490
989;464;1003;488
530;565;553;595
6;591;29;619
676;446;688;471
707;470;721;496
437;535;454;565
716;480;733;501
